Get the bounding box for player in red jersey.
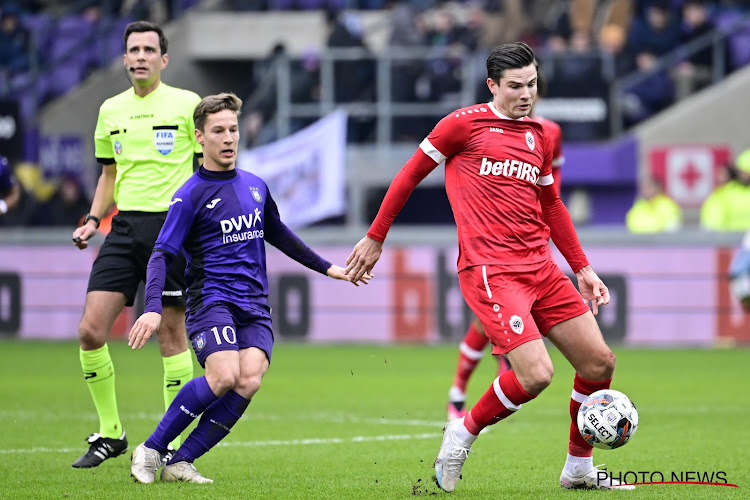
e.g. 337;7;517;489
345;42;632;492
446;84;565;422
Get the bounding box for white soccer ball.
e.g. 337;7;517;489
577;389;638;450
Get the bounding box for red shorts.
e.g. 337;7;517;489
458;259;590;355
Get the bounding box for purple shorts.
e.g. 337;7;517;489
186;302;274;368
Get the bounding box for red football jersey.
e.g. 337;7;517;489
419;103;555;271
533;116;564;168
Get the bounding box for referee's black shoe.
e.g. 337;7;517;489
72;432;128;468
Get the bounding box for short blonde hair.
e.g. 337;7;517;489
194;93;243;131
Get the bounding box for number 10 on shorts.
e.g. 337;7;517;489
211;326;237;345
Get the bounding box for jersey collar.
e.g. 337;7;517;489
199;166;237;180
488;102;525;121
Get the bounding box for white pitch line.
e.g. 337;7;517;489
0;432;442;455
0;411;442;427
218;432;442;448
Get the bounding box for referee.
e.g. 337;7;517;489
71;21;201;468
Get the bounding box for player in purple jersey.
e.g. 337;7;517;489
127;93;371;484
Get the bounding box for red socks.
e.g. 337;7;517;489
568;373;611;457
464;370;534;435
452;322;489;393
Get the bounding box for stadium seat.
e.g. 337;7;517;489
20;12;53;60
715;11;750;70
97;17;135;66
49;15;96;60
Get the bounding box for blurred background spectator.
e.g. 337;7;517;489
700;152;750;232
626;176;683;233
0;4;30;79
30;172;89;227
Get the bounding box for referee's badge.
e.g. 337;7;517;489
114;140;122;155
250;187;262;203
155;130;175;155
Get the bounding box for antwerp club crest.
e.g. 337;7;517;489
525;131;535;151
510;315;524;334
250;187;262;203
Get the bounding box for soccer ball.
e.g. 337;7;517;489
577;389;638;450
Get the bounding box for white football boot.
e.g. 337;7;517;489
434;418;475;492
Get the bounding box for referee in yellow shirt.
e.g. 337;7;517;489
71;21;201;468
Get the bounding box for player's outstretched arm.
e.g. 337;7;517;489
327;264;373;286
346;236;383;283
575;265;609;316
128;312;162;349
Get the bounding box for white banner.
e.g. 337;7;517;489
238;110;347;228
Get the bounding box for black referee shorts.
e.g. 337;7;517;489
87;211;187;307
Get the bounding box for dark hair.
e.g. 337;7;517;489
537;68;547;98
194;93;243;131
123;21;168;55
486;42;538;83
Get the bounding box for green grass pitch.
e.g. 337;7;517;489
0;341;747;499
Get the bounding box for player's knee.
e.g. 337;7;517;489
207;366;240;396
582;349;616;381
235;373;263;399
518;360;554;396
157;328;188;355
77;318;105;350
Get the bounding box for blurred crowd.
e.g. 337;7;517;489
0;157;92;228
239;0;750;146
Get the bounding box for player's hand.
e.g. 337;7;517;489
575;265;609;316
327;264;373;286
345;236;383;283
72;223;97;250
128;312;162;349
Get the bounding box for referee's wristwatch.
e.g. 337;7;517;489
84;214;100;228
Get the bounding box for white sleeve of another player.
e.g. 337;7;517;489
538;173;555;186
419;138;446;164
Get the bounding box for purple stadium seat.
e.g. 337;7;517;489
327;0;348;11
49;15;96;61
46;57;90;99
268;0;295;9
296;0;326;10
715;11;750;70
9;73;46;124
97;18;134;66
728;28;750;69
21;13;54;63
